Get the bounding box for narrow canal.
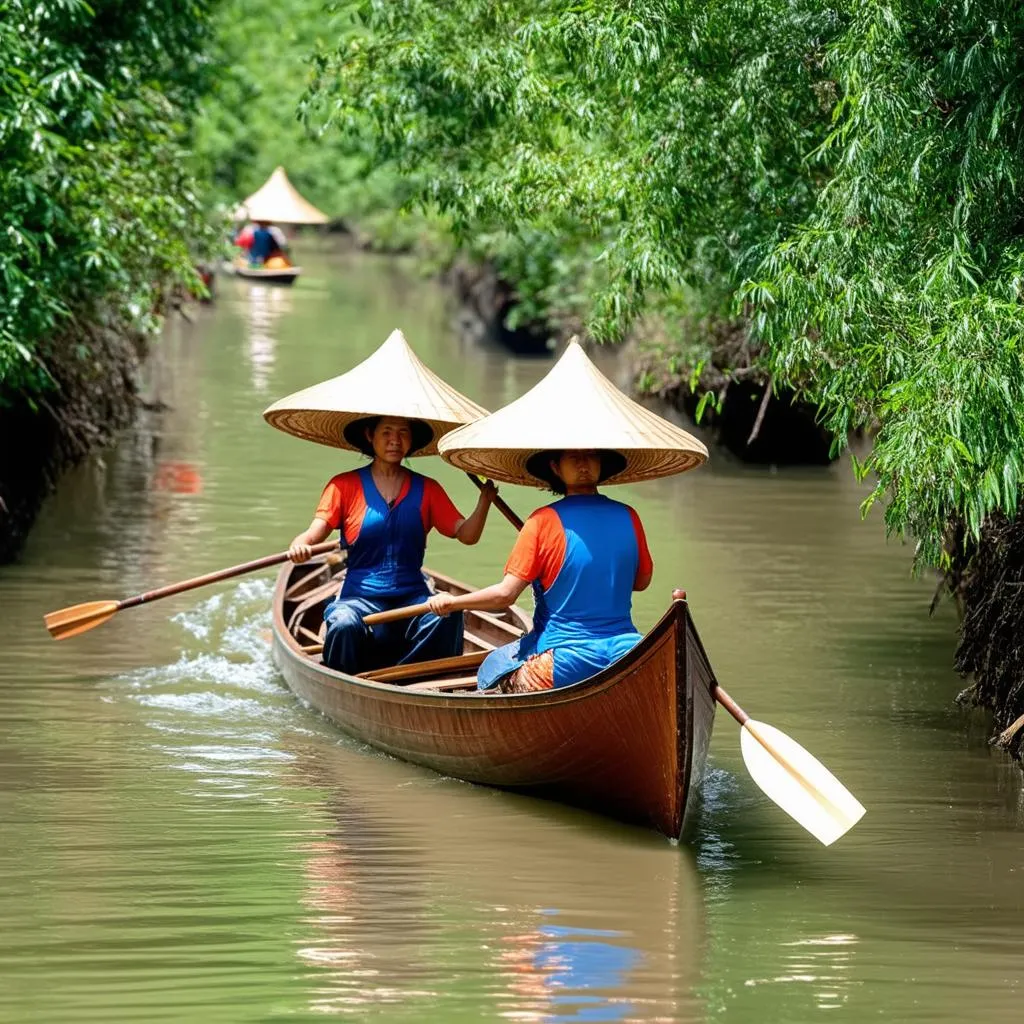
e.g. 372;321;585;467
1;246;1022;1022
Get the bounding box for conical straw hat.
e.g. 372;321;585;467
235;166;329;225
438;340;708;486
263;329;489;455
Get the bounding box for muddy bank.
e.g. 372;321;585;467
444;259;554;355
634;315;835;465
0;315;148;563
952;514;1024;759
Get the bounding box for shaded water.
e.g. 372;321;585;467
2;247;1022;1021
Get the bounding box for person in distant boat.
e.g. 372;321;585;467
248;221;287;267
287;415;496;674
427;448;652;693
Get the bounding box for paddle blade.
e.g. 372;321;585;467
43;600;119;641
739;719;866;846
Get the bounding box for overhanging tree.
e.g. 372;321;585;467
308;0;1024;573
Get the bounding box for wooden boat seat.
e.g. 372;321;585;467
286;574;344;634
468;610;522;639
358;650;486;683
462;629;495;654
404;676;479;693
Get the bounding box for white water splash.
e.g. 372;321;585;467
112;578;318;793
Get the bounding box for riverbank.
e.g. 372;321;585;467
952;516;1024;758
0;315;150;563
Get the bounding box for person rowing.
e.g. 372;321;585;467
263;329;494;674
428;448;651;691
430;339;708;693
248;221;288;267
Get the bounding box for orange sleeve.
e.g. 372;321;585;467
315;475;347;530
422;478;464;538
314;473;366;545
505;507;565;590
628;506;654;580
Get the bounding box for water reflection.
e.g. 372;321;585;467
235;281;292;391
494;917;641;1022
287;744;706;1022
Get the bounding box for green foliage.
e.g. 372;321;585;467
308;0;1024;568
306;0;831;335
191;0;445;248
0;0;220;403
747;1;1024;567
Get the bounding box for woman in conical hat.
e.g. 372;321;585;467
264;330;497;674
429;341;708;693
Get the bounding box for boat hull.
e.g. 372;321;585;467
271;564;717;839
223;261;301;285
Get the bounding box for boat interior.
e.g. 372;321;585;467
279;554;532;694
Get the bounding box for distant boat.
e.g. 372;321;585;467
225;258;302;286
271;555;718;840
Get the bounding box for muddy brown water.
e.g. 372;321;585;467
1;248;1022;1022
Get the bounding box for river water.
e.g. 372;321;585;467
1;247;1022;1022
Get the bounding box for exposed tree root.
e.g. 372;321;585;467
634;314;835;465
952;512;1024;759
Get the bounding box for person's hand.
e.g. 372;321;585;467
477;480;498;505
671;588;687;601
288;538;313;563
428;592;457;617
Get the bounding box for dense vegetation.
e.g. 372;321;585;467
306;0;1024;577
0;0;219;406
191;0;446;252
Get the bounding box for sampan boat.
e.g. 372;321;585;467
224;259;302;285
271;553;718;840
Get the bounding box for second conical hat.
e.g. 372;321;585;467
263;329;489;455
438;340;708;485
235;167;329;225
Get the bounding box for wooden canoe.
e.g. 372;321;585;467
271;555;718;840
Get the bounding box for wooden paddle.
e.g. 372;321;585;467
711;678;865;846
44;541;340;641
465;473;525;530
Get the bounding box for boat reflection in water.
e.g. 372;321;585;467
285;737;708;1021
237;282;292;391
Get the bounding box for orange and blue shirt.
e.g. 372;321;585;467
315;466;464;600
483;494;653;688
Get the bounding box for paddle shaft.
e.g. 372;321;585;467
115;541;339;611
712;685;750;726
364;602;432;626
465;473;524;530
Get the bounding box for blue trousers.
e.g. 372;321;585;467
322;592;464;675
